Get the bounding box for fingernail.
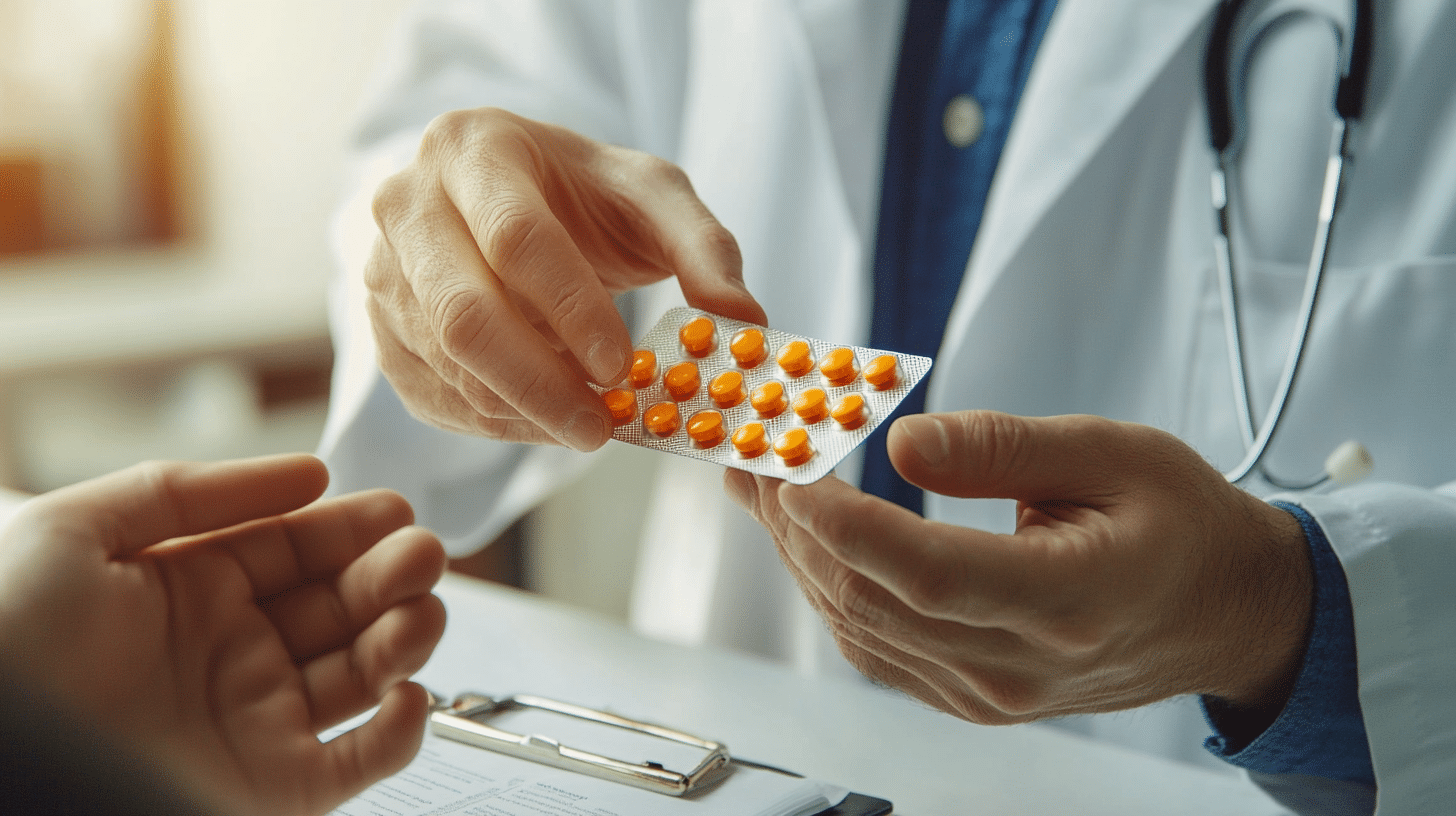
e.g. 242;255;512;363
897;414;949;468
587;336;628;384
562;410;609;451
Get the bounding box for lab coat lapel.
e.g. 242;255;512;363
678;0;894;344
938;0;1219;367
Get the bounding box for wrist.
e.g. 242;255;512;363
1207;499;1314;727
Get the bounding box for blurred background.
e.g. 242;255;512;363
0;0;645;621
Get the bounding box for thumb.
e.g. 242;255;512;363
887;411;1135;502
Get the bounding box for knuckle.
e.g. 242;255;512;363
428;284;495;360
630;150;691;190
420;107;530;179
419;108;485;160
370;169;417;233
470;416;540;444
474;199;543;273
899;578;951;617
506;365;558;417
130;459;189;523
896;557;963;617
973;673;1043;720
1037;608;1116;655
456;376;512;417
828;569;885;630
362;237;402;295
541;275;595;329
697;220;743;271
968;411;1034;482
131;459;180;493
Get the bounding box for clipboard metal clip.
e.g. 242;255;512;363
427;691;732;796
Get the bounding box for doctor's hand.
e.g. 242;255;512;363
367;107;766;450
725;411;1313;728
0;454;447;816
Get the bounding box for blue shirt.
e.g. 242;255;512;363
865;0;1373;789
861;0;1057;513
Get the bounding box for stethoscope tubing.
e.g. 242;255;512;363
1201;0;1373;489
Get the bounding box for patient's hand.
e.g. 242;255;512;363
0;454;447;816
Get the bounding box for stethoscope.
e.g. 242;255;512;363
1202;0;1374;490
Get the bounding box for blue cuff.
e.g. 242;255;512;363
1200;502;1374;786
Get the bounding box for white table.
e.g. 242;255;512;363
422;574;1287;815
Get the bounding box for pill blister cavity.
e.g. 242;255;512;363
644;401;680;437
687;410;726;448
819;347;858;386
710;370;746;409
793;387;829;424
831;393;867;430
863;354;898;390
679;316;716;357
776;340;813;378
730;328;768;369
629;349;658;389
751;380;787;418
774;427;813;466
732;422;769;458
603;388;637;427
664;361;700;402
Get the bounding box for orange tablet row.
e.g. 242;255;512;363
628;329;900;394
604;385;867;432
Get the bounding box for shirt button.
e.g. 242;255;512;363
943;94;984;148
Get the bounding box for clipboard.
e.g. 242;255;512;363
429;691;893;815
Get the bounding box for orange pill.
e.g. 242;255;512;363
603;387;637;426
751;380;788;418
709;370;746;408
831;393;867;430
629;349;658;389
643;401;680;437
687;410;726;448
793;387;829;424
777;340;813;378
773;427;813;466
863;354;899;390
731;422;769;458
819;347;858;386
664;361;701;401
730;328;768;369
679;316;716;357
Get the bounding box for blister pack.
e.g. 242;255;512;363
593;307;932;484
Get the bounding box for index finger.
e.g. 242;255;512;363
774;476;1036;627
30;454;329;560
212;488;419;600
387;180;621;451
603;150;766;328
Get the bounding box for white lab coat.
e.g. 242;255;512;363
319;1;1456;811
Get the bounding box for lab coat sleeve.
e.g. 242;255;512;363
1290;482;1456;816
317;0;671;555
